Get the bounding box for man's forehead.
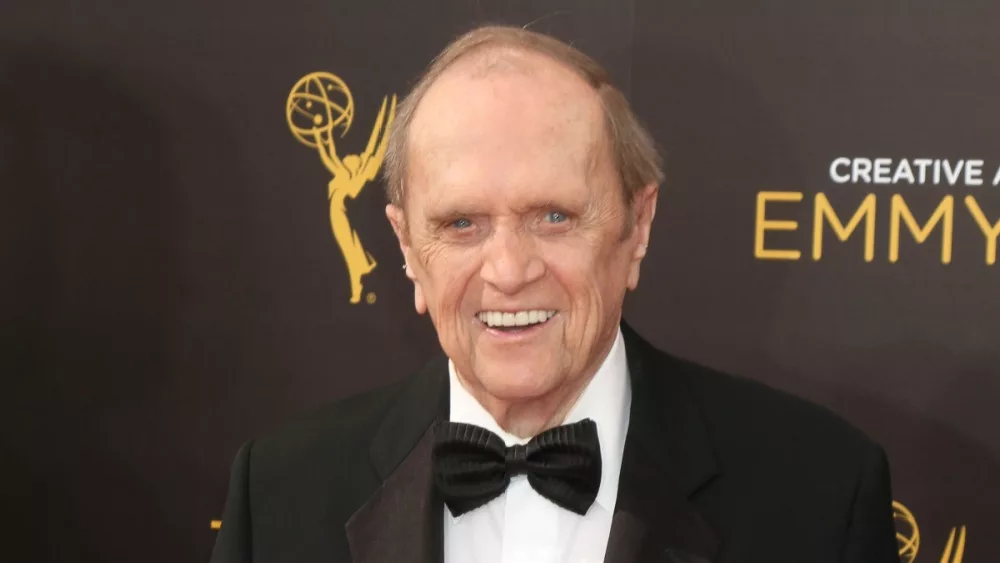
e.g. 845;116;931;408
408;48;605;156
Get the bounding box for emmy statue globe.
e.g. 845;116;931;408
286;72;397;304
893;501;920;563
891;500;967;563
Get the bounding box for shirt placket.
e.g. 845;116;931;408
501;475;561;563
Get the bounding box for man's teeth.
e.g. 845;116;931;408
477;310;557;328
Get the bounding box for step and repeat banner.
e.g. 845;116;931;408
2;0;996;561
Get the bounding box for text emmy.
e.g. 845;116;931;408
755;156;1000;264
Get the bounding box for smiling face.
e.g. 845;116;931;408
388;49;656;423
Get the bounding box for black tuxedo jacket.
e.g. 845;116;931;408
210;323;899;563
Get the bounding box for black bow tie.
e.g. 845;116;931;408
431;418;602;517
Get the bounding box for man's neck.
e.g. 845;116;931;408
459;374;590;439
454;331;619;439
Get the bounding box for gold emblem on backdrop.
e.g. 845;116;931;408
894;501;967;563
286;72;397;304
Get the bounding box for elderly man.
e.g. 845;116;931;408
211;26;899;563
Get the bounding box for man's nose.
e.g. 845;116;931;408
480;228;545;294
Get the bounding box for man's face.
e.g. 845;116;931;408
388;51;656;408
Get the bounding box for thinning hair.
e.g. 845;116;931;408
383;25;664;231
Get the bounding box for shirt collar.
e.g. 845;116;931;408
448;327;632;513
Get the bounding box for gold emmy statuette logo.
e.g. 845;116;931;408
894;500;967;563
286;72;397;304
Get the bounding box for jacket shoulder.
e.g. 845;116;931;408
654;347;881;475
250;376;408;479
231;375;415;546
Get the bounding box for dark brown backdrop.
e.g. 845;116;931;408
1;1;996;561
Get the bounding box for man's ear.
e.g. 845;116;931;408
386;204;427;314
626;183;659;290
385;204;411;262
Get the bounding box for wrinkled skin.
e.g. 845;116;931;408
387;50;658;437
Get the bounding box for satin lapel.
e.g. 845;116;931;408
345;356;449;563
604;322;722;563
345;425;443;563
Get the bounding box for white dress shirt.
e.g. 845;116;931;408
444;328;632;563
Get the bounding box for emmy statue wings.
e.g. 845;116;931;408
210;322;899;563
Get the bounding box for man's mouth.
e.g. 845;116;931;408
476;310;557;331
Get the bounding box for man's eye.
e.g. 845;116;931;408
544;211;568;223
450;218;473;229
